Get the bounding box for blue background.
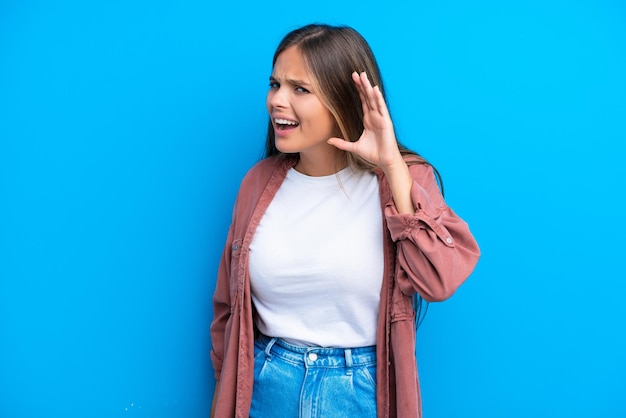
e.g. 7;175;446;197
1;0;625;417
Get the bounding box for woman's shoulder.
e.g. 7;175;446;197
402;154;436;177
238;154;295;192
248;155;284;173
242;155;288;179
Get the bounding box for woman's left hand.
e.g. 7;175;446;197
329;71;415;214
327;71;403;171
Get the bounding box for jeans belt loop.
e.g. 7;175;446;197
264;337;277;360
344;348;353;376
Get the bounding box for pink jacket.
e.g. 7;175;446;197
210;154;480;417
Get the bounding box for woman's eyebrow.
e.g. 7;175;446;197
269;76;311;87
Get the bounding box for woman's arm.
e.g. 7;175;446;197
328;71;479;301
386;163;480;301
327;71;414;215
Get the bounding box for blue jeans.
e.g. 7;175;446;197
250;335;377;418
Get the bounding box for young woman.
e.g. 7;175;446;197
210;23;480;417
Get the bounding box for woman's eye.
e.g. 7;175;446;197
269;82;280;89
295;86;310;94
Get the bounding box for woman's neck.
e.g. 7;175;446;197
294;153;347;177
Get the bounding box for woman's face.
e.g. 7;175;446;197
267;46;341;173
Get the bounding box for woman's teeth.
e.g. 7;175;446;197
274;118;299;129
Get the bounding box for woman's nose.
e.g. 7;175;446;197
269;87;288;109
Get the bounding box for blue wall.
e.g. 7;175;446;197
1;1;625;417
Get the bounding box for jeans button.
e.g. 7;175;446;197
308;352;318;361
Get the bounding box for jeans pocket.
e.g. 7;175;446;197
342;364;376;417
358;363;378;390
253;341;269;379
253;341;265;359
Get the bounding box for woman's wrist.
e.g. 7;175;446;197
383;159;414;215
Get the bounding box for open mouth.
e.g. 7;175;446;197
274;118;300;131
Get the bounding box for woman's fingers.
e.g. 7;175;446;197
362;72;380;112
355;72;376;112
353;71;389;118
353;72;370;115
327;136;358;153
372;85;389;118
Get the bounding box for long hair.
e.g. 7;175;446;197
265;23;438;327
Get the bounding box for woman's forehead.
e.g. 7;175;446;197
272;47;313;82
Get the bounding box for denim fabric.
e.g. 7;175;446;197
250;335;377;418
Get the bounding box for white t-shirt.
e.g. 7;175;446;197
249;166;384;347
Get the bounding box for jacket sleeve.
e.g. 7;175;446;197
209;205;237;381
384;163;480;302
